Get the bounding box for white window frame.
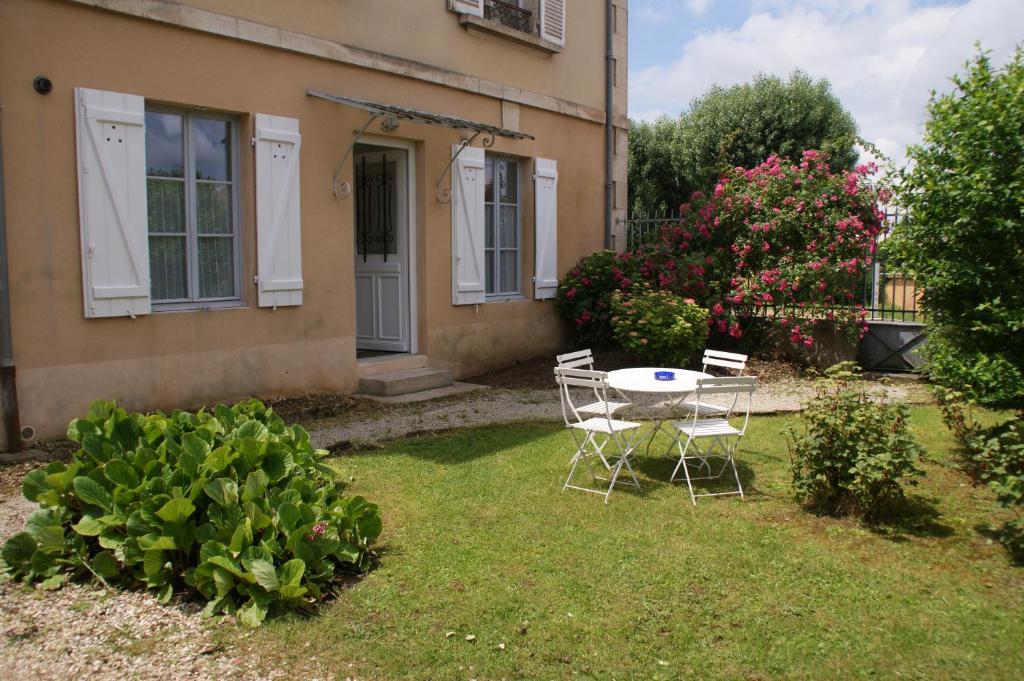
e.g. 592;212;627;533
145;106;242;311
484;153;523;300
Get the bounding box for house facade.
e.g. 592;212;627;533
0;0;629;449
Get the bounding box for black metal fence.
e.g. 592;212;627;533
618;208;921;322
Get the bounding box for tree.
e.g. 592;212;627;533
626;116;680;215
627;71;859;213
887;47;1024;403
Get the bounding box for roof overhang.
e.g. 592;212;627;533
307;89;534;202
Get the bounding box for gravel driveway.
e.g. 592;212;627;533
0;373;932;679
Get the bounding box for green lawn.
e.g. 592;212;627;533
238;407;1023;680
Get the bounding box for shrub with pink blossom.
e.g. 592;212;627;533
638;150;886;347
555;250;641;348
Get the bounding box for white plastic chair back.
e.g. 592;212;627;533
687;376;758;434
554;366;613;425
702;349;748;376
556;348;595;370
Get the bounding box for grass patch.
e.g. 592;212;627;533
240;407;1023;679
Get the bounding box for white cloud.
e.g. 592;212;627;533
630;0;1023;167
687;0;713;15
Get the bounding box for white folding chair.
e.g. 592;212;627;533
669;376;757;505
556;349;631;417
554;366;643;504
677;349;749;417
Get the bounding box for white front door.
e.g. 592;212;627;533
354;147;410;352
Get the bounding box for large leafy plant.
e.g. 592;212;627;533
788;363;924;520
0;399;381;627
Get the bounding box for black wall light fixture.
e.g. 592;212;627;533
33;76;53;95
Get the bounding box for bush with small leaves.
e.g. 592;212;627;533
788;363;924;520
610;285;710;368
0;399;381;627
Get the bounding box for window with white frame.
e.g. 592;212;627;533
144;108;240;306
484;154;521;297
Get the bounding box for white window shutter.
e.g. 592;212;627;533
451;144;486;306
449;0;484;17
74;87;150;319
534;158;558;300
255;113;303;307
539;0;566;46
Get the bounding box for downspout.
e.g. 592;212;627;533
0;110;22;453
604;0;614;250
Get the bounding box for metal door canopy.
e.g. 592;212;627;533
308;89;534;201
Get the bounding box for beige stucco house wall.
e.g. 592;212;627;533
0;0;628;448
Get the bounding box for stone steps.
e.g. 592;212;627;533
358;366;454;397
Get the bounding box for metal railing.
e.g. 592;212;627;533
863;209;920;322
484;0;533;33
620;208;681;251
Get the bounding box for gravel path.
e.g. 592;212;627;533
0;374;932;678
305;377;933;449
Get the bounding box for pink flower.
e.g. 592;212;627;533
565;287;577;300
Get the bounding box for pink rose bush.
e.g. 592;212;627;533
556;150;885;351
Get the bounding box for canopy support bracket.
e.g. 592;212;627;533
435;131;496;204
331;112;387;197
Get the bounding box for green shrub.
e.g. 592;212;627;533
935;388;1024;561
555;250;641;348
609;286;710;367
888;47;1024;404
788;363;924;520
924;335;1024;406
0;399;381;627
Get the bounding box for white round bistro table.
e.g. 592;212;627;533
606;368;712;457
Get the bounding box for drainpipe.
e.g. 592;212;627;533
0;110;22;453
604;0;614;250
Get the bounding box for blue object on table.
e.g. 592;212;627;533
654;370;675;381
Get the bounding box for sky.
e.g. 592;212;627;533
628;0;1024;167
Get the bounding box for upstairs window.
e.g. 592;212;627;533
144;108;240;306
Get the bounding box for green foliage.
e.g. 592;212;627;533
627;71;859;212
627;116;683;214
609;286;710;367
0;399;382;625
888;47;1024;404
555;250;640;348
935;387;1024;560
788;363;924;520
923;334;1024;405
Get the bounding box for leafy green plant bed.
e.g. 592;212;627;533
0;400;381;627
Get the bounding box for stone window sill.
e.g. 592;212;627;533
458;14;562;54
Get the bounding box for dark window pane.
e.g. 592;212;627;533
149;235;188;300
484;157;494;204
485;204;494;249
485;249;495;294
500;250;518;293
197;183;232;235
145;112;183;178
354;158;399;256
146;179;185;233
192;118;231;181
497;159;518;203
198;237;235;298
499;205;517;250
